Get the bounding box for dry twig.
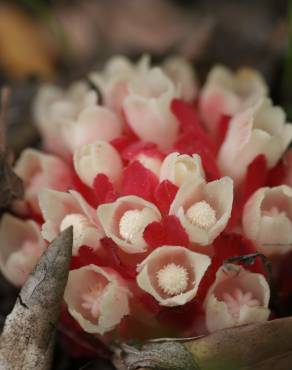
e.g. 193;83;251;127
0;227;73;370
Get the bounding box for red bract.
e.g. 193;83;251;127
138;292;162;315
71;171;97;208
110;135;136;155
143;215;189;248
121;161;159;202
229;155;268;229
213;233;265;275
154;180;178;214
100;237;137;279
241;154;268;204
93;174;117;205
70;246;103;270
174;135;221;181
158;299;204;332
121;141;161;161
266;159;286;187
215;114;230;151
171;99;217;155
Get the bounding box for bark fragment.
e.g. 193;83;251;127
0;227;73;370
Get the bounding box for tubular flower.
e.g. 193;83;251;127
89;55;150;115
39;189;104;255
123;67;179;150
97;195;161;253
218;99;292;186
169;177;233;245
14;148;72;215
0;214;45;286
73;141;123;187
64;265;131;334
137;245;211;306
199;65;268;133
159;152;205;187
62;106;123;153
33;81;97;157
242;185;292;255
204;264;270;332
162;56;198;102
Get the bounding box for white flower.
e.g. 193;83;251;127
39;189;104;255
73;141;123;187
242;185;292;255
89;55;150;115
204;264;270;332
13;148;72;215
159;152;205;187
97;195;161;254
123;67;179;150
0;214;45;286
64;265;131;334
162;56;198;101
218;99;292;186
137;245;210;306
62;106;123;153
199;65;268;133
33;81;97;157
169;177;233;245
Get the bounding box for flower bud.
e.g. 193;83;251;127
73;141;123;187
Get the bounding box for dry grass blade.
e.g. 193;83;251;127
118;317;292;370
0;227;73;370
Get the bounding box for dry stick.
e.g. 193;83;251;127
0;227;73;370
0;87;23;209
119;316;292;370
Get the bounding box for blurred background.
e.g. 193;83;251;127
0;0;291;153
0;0;290;150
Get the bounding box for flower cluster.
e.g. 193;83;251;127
1;55;292;341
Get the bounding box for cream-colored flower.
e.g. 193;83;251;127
199;65;268;133
0;214;45;286
169;177;233;245
159;152;205;187
218;99;292;186
39;189;104;255
73;141;123;187
162;56;198;101
123;67;179;150
13;148;72;215
243;185;292;256
204;264;270;332
33;81;97;157
62;106;123;153
97;195;161;254
64;265;131;334
89;55;150;115
137;245;210;306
